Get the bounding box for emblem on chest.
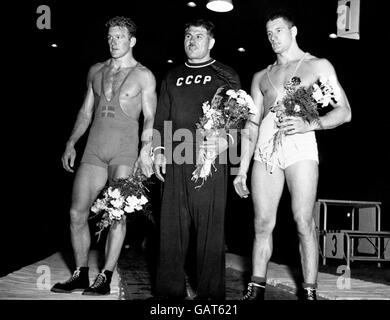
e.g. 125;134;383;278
101;105;115;118
176;75;212;86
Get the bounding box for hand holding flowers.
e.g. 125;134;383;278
191;86;256;187
269;74;341;154
90;170;151;240
272;74;341;123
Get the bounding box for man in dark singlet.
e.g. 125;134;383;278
51;16;157;295
233;10;351;300
152;19;240;300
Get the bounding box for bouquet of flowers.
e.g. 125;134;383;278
90;170;151;240
269;74;341;156
191;85;256;187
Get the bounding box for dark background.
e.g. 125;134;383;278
2;0;388;276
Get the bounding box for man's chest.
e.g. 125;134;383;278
93;69;140;101
262;65;318;95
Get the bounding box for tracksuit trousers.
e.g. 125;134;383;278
155;161;228;300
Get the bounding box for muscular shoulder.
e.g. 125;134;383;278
305;55;336;75
252;68;267;83
135;63;153;77
135;63;157;89
250;68;269;93
87;62;105;83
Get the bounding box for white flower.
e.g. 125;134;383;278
237;89;246;97
328;75;341;102
318;74;341;103
125;195;147;211
134;203;143;211
205;109;216;118
139;195;148;205
202;102;211;113
322;96;332;106
109;208;124;220
312;85;324;102
204;119;213;130
199;158;212;178
236;97;246;105
243;94;252;103
294;104;301;112
226;89;238;99
124;205;135;213
245;96;257;114
91;198;107;213
204;106;218;118
107;187;121;199
124;194;147;213
126;195;139;207
110;197;124;208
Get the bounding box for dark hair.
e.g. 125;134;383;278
184;19;215;38
265;9;296;28
105;16;137;37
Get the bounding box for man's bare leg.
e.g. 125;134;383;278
104;219;127;271
51;163;108;293
285;160;319;287
103;164;133;271
241;161;285;300
83;164;133;295
251;161;285;278
70;163;108;267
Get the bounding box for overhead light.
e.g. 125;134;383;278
206;0;233;12
329;33;338;39
167;59;173;64
237;47;245;52
187;2;197;7
51;43;58;48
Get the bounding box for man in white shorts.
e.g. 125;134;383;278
233;9;351;300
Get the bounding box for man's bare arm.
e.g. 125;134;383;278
310;59;352;130
237;70;264;176
139;68;157;154
135;68;157;177
233;71;264;197
281;59;351;135
67;66;99;147
62;65;99;172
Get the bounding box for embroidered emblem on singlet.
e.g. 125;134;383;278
101;105;115;118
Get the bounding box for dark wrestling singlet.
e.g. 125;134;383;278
81;66;139;168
